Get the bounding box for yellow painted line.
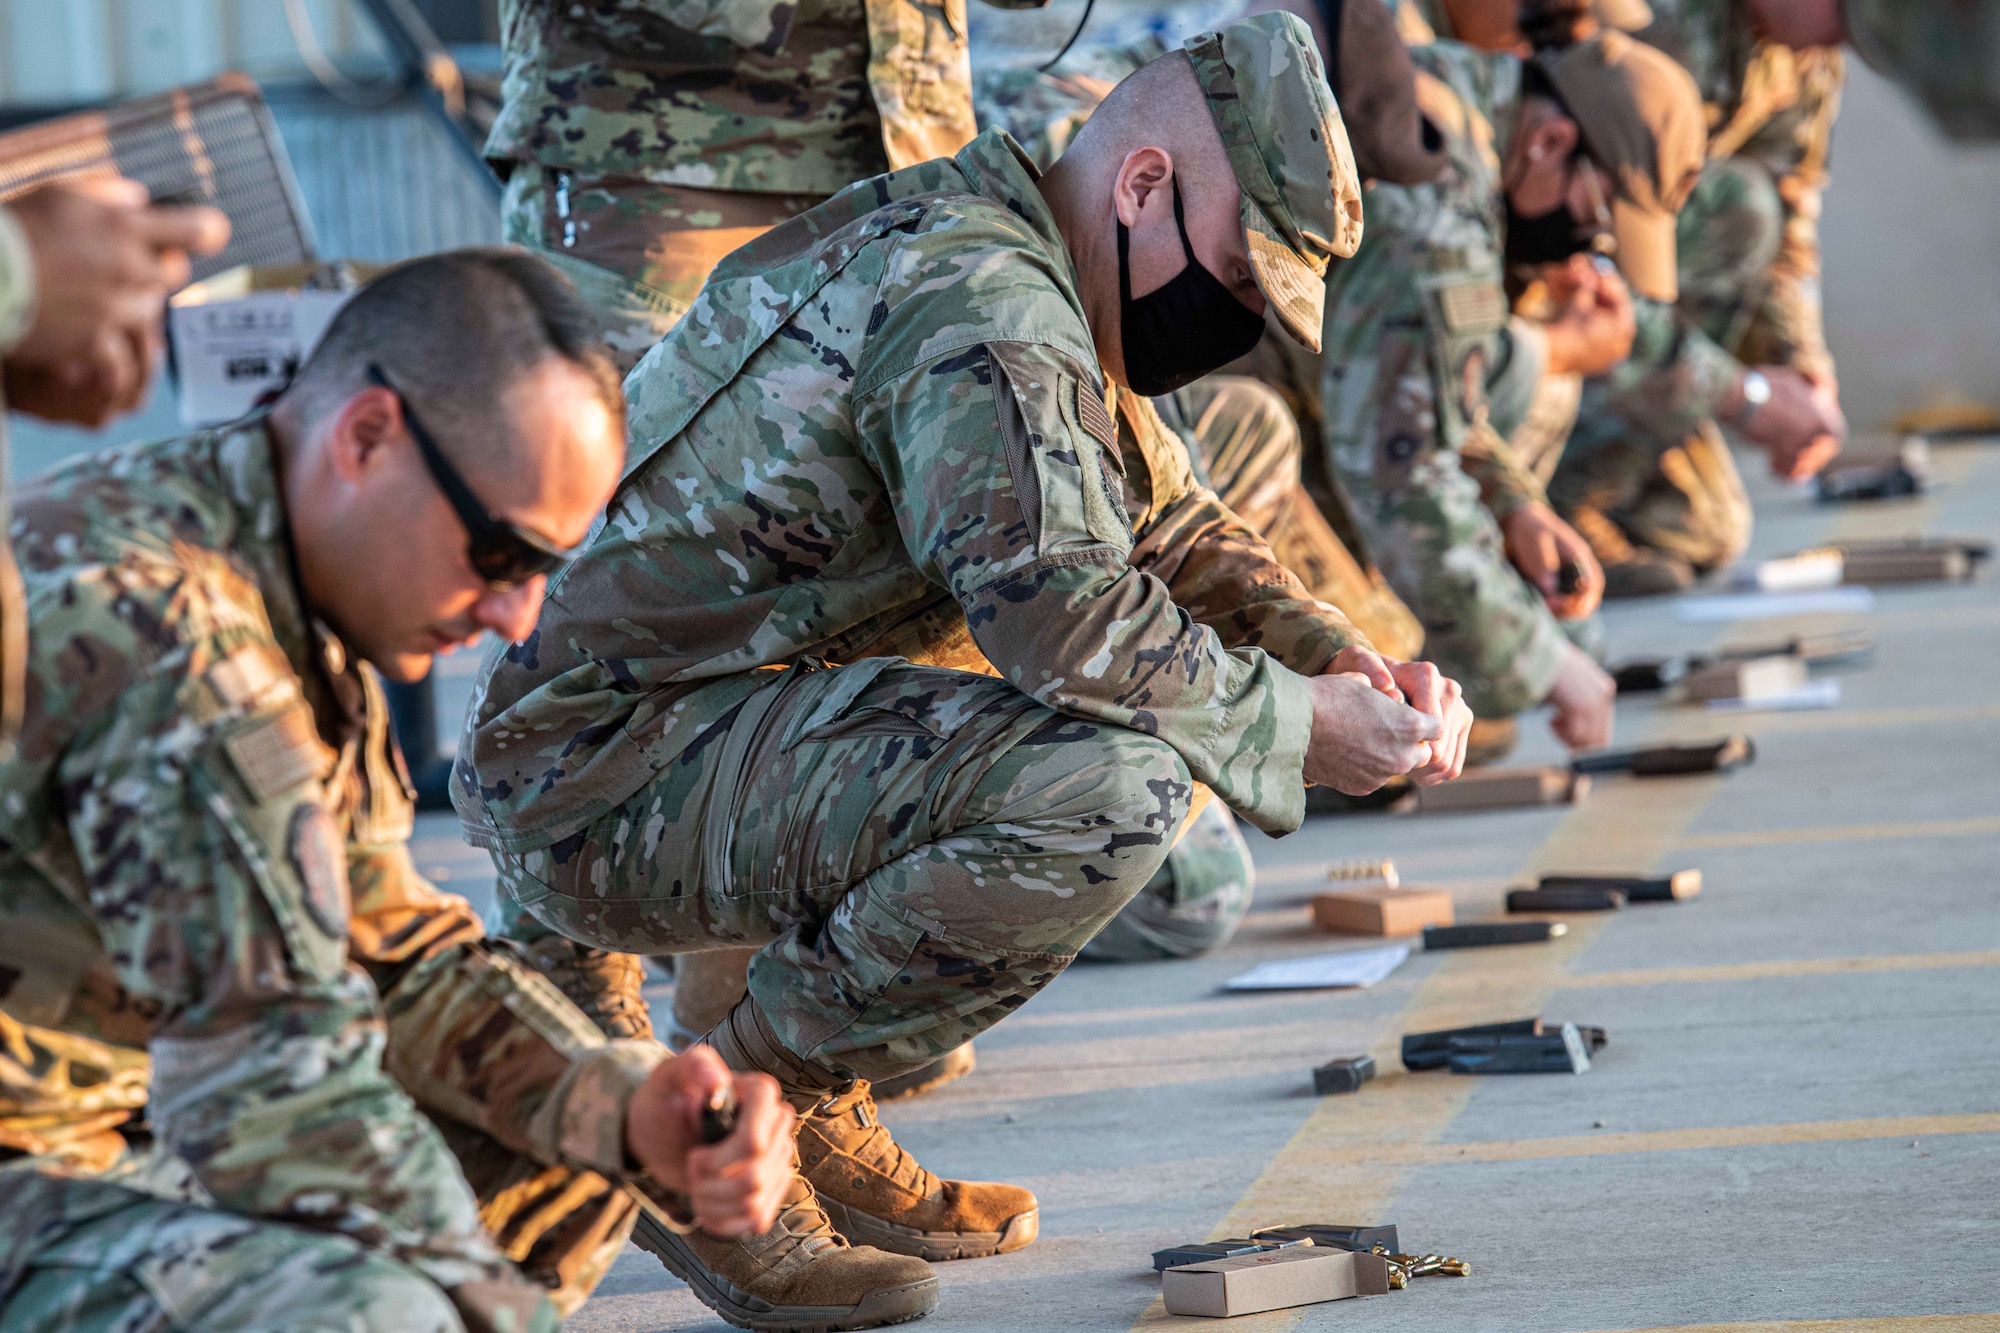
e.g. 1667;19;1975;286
1562;949;2000;989
1126;742;1731;1331
1121;470;1998;1331
1674;814;2000;851
1379;1112;2000;1166
1582;1315;2000;1333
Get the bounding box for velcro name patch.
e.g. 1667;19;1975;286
1438;281;1507;335
225;703;331;803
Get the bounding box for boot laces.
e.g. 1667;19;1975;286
814;1086;941;1197
775;1173;845;1256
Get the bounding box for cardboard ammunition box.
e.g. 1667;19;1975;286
1310;887;1454;937
168;261;387;427
1680;655;1808;703
1414;766;1586;812
1161;1247;1392;1318
1841;546;1971;584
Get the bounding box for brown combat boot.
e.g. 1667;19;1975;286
630;1173;938;1332
521;936;655;1040
870;1044;976;1103
798;1083;1038;1262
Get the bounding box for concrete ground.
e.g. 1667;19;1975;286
408;438;2000;1333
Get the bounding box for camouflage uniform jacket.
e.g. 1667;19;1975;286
1321;40;1566;717
458;129;1363;849
0;423;666;1302
486;0;1010;197
1601;0;1844;438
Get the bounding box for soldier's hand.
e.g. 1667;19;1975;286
625;1045;797;1238
1732;364;1846;481
1325;648;1473;784
5;178;229;425
1501;501;1604;620
1539;254;1635;378
1303;670;1443;795
1544;641;1615;752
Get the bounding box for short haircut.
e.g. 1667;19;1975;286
284;248;623;465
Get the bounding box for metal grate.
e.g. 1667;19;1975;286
0;75;315;280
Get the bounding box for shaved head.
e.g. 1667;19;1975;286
1060;53;1238;211
1040;50;1263;388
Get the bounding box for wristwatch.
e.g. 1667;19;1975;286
1732;369;1772;428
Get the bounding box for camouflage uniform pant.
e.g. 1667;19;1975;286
1551;157;1779;572
495;661;1191;1087
656;800;1256;1048
0;1169;464;1332
1078;801;1255;963
500;165;824;374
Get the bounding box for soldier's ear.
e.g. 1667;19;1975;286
326;385;402;484
1113;147;1176;229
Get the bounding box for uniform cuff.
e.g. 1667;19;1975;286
0;205;39;356
1216;660;1316;837
543;1038;670;1177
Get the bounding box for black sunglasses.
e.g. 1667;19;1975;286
366;364;577;588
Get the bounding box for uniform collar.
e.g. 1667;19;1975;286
213;415;358;706
952;128;1086;301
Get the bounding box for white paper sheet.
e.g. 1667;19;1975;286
1674;587;1875;622
1225;945;1411;991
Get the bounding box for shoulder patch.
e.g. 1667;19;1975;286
288;803;350;938
225;703;332;803
1438;281;1507;336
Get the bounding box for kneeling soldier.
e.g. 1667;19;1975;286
459;14;1473;1327
0;251;799;1332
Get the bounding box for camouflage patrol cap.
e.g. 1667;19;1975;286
1183;11;1364;353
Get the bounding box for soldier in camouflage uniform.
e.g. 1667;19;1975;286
0;180;231;1168
663;3;1448;1051
1540;0;1851;590
0;252;804;1333
461;13;1472;1322
1321;31;1710;745
486;0;1043;372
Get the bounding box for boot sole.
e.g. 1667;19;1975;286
630;1213;940;1332
821;1199;1039;1262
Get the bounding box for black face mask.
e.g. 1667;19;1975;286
1118;177;1267;397
1504;198;1594;268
